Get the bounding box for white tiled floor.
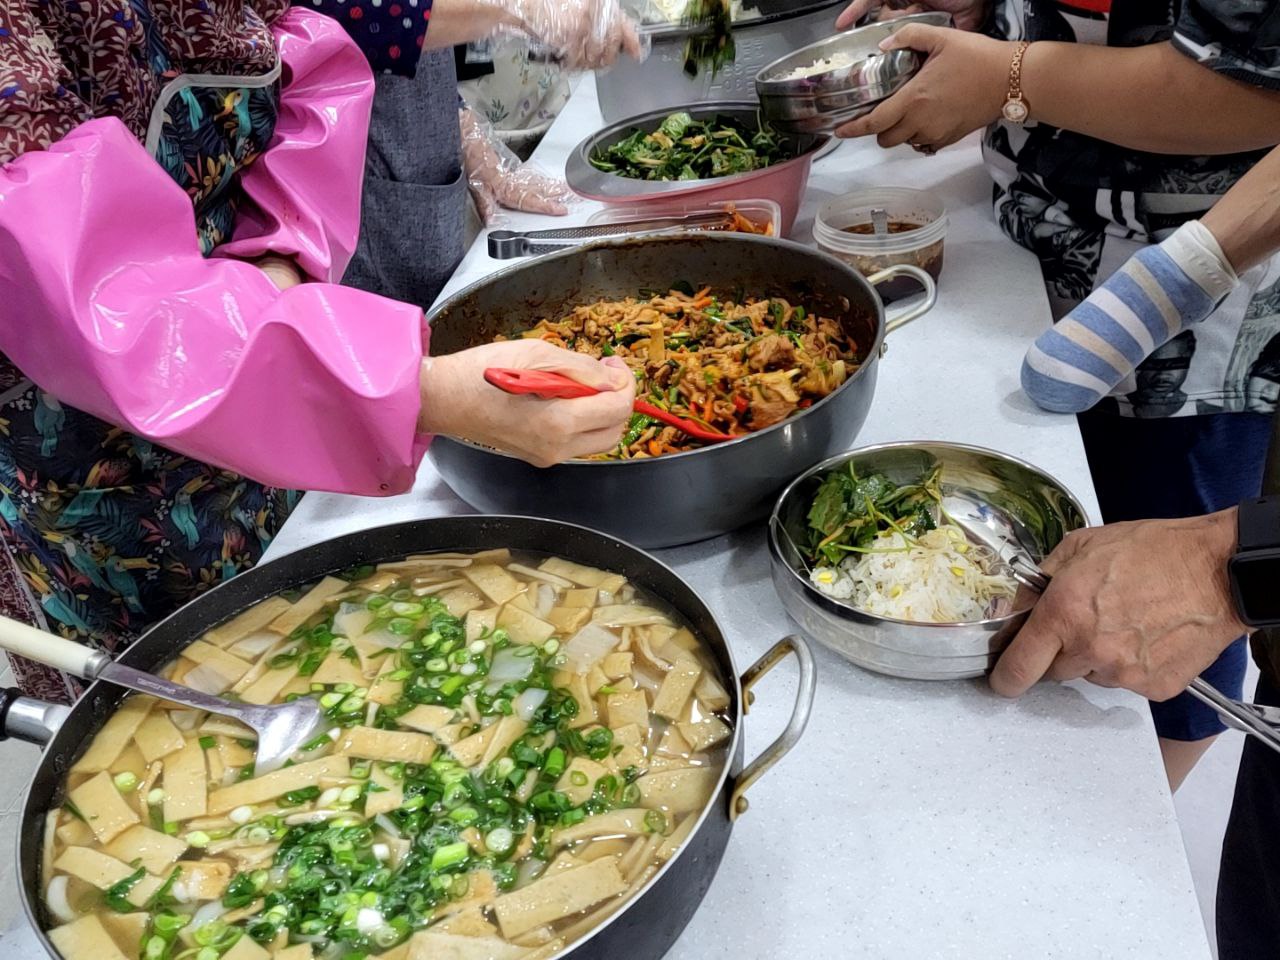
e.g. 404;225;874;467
0;662;1255;953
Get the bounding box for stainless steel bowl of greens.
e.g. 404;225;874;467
768;442;1089;680
565;101;831;234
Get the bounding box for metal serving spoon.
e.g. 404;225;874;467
484;367;733;443
0;614;326;773
942;492;1280;754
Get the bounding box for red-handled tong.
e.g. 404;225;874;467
483;368;732;444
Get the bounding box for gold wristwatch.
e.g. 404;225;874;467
1001;41;1031;124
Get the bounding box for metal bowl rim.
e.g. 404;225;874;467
755;12;952;91
19;514;750;959
426;232;887;467
565;100;831;200
767;440;1090;628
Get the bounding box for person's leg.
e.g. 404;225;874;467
1156;637;1247;790
1078;410;1271;787
1217;673;1280;960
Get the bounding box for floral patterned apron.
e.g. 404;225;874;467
0;3;297;702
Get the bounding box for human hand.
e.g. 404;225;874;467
989;510;1249;701
418;340;636;466
459;108;572;224
836;0;990;32
507;0;646;70
835;25;1012;152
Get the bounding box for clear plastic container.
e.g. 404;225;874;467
813;187;948;303
587;198;783;237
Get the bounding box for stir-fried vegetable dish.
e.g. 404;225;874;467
805;465;1018;622
501;284;860;459
42;552;731;960
589;111;791;182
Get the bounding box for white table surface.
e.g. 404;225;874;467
5;78;1212;959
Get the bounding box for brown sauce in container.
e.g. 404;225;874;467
841;221;945;304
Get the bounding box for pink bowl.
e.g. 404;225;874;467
564;102;830;238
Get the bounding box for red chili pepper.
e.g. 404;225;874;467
732;395;749;414
798;399;812;409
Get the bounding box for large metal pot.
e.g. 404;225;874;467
3;516;815;960
597;0;847;122
427;234;937;548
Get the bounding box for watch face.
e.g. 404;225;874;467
1002;100;1028;123
1231;553;1280;627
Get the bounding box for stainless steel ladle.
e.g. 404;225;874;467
943;491;1280;755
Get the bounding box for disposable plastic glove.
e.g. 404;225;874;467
498;0;647;70
460;107;572;224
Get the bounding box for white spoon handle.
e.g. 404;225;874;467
0;613;106;678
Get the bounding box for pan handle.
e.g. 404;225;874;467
0;687;69;747
729;635;816;821
866;264;939;339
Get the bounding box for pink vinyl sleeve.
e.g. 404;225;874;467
0;11;432;496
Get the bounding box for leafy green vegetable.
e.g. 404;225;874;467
806;463;942;566
104;866;147;913
589;112;790;182
681;0;734;76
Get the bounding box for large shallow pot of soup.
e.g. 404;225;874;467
1;516;815;960
428;234;937;548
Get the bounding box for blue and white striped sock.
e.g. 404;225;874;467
1021;221;1238;413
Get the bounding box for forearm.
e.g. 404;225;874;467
1201;146;1280;273
217;9;372;282
0;119;428;496
423;0;519;49
1022;41;1280;155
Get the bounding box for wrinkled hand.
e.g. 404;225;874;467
459;108;572;224
835;25;1012;151
418;340;635;467
836;0;990;33
989;510;1249;702
508;0;646;70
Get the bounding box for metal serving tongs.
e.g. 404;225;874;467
942;492;1280;755
0;613;326;772
488;212;734;260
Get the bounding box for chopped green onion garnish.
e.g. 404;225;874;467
485;827;515;856
430;841;470;871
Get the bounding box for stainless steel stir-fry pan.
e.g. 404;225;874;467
2;516;815;960
427;234;937;548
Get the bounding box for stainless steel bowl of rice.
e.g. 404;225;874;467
755;12;953;135
767;442;1088;680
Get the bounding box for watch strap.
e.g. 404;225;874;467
1001;42;1031;124
1238;494;1280;552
